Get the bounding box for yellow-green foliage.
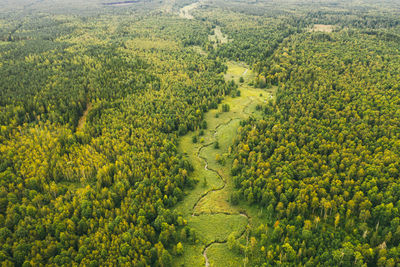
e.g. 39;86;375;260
0;10;229;266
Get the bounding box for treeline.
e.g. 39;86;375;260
230;30;400;265
304;10;400;30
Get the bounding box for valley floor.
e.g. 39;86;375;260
173;61;275;266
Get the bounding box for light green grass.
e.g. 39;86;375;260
206;243;244;267
174;134;224;217
189;213;247;243
173;61;276;266
224;61;255;83
174;244;205;267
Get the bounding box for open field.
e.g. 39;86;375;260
206;243;244;267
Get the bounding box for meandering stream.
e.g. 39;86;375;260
191;96;256;266
176;3;269;266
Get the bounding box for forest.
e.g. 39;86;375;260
231;31;400;265
1;0;400;266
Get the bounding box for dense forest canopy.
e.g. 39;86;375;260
0;2;229;265
228;6;400;267
232;31;400;265
1;0;400;266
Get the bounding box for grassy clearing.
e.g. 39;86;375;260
173;61;275;266
189;213;247;243
174;244;205;267
224;61;254;82
311;24;335;32
206;243;243;267
209;26;229;45
174;133;224;217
